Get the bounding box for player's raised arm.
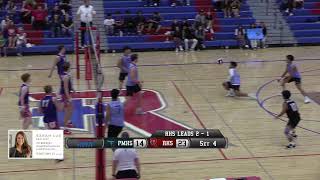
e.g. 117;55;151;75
48;56;59;78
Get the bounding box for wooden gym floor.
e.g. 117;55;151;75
0;46;320;180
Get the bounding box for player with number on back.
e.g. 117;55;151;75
106;89;126;138
279;55;311;104
60;62;74;135
18;73;32;129
38;85;63;130
276;90;300;149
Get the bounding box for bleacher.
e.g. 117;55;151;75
104;0;256;51
279;0;320;44
0;0;73;55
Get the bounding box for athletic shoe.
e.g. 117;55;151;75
286;143;296;149
304;96;311;104
175;48;179;53
64;129;72;135
225;91;235;97
248;93;257;100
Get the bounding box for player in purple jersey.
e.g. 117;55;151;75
126;54;144;114
48;45;67;79
117;46;132;91
279;55;311;104
60;62;73;135
18;73;32;129
38;85;63;129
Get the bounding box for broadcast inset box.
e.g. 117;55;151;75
8;130;64;159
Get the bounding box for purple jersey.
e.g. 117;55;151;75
56;54;67;76
120;55;131;73
18;83;29;106
40;95;57;123
287;63;301;78
60;72;73;95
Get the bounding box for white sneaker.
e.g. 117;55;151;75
248;93;257;100
175;48;179;53
304;96;311;104
225;91;235;97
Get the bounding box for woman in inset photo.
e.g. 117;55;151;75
9;131;32;158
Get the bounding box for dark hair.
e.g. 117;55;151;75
21;73;30;82
131;54;138;61
44;85;53;94
111;89;119;100
286;55;294;61
14;131;31;157
123;46;131;51
58;45;65;52
282;90;291;99
230;61;237;67
63;62;70;71
107;13;111;16
121;132;129;138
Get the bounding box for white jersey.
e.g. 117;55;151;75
113;148;138;171
229;68;240;85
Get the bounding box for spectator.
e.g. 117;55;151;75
285;0;294;16
104;14;115;36
144;0;160;7
294;0;304;9
135;11;146;35
205;11;214;33
51;4;63;18
194;10;206;28
235;25;246;48
248;23;258;50
172;26;184;52
6;0;17;17
231;0;241;17
1;16;11;32
21;0;34;24
50;14;61;37
171;19;182;31
0;32;7;57
112;132;141;180
59;0;71;14
6;20;17;48
195;25;206;50
25;0;36;7
260;22;267;48
213;0;223;11
182;25;198;51
114;18;124;37
147;12;162;34
224;0;232;18
77;0;96;47
123;11;135;35
61;14;73;37
170;0;190;6
16;28;27;56
32;5;48;30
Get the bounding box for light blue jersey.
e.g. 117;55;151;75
121;55;131;73
287;63;301;78
229;68;240;85
108;100;125;127
126;63;139;86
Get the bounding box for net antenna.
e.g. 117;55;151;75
85;21;106;180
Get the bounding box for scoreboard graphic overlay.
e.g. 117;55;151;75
65;129;228;149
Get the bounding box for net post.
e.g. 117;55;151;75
96;32;101;63
96;92;106;180
85;47;93;80
75;31;80;79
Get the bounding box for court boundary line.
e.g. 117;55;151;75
171;81;228;160
2;153;320;174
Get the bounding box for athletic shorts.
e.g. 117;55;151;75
119;72;128;81
116;169;138;179
43;117;58;124
107;125;123;138
126;84;141;96
287;117;301;129
227;81;240;91
288;77;301;85
19;105;31;118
